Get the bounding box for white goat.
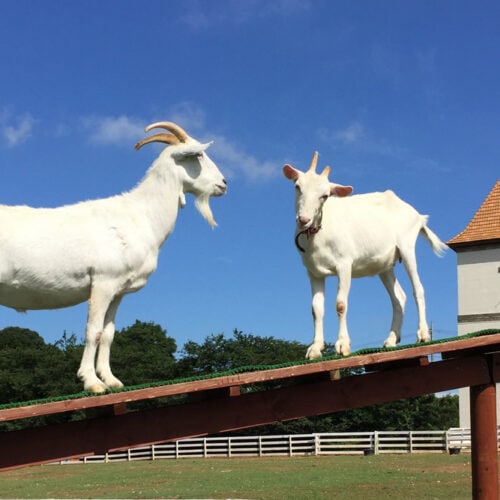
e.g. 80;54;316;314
0;121;227;393
283;152;446;359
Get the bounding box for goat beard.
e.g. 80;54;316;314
195;194;217;228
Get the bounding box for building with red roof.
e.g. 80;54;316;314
448;178;500;426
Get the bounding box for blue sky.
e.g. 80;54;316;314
0;1;499;355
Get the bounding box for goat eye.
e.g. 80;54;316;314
320;194;328;201
196;152;204;159
295;184;301;192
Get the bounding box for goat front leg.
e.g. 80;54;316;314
306;275;326;360
334;266;352;356
78;287;116;393
96;295;124;389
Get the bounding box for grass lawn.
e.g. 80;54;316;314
0;453;481;499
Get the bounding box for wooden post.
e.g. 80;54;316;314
470;383;498;500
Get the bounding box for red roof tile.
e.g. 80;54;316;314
448;178;500;248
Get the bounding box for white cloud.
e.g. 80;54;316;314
335;122;364;144
82;105;207;148
1;113;36;147
319;121;364;145
80;107;276;181
180;0;311;29
168;102;207;133
82;115;144;146
268;0;311;16
209;134;277;181
153;102;278;180
180;2;211;30
319;121;409;161
318;120;449;175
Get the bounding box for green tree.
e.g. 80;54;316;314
111;320;177;386
52;331;84;396
177;329;306;376
0;326;78;403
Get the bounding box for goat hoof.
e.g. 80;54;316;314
86;383;107;394
383;331;399;348
335;342;351;357
417;329;431;343
106;379;124;390
99;374;124;389
306;345;323;360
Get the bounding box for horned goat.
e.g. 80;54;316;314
0;121;227;393
283;152;446;359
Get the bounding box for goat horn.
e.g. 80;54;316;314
134;133;180;151
321;166;331;177
308;151;319;173
144;121;189;143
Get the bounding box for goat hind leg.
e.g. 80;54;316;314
96;295;124;389
401;250;430;343
379;269;406;348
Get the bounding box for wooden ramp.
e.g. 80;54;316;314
1;332;500;498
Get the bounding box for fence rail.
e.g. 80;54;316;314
76;428;498;464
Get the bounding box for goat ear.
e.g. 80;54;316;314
330;183;353;197
283;164;299;181
172;141;213;159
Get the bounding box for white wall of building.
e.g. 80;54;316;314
456;246;500;427
456;247;500;318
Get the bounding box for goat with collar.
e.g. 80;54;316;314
283;151;446;360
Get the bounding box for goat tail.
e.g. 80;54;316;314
420;217;448;257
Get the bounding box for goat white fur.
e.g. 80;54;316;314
0;121;227;393
283;152;447;359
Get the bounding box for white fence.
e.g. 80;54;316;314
78;428;496;464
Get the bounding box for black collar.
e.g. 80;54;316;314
294;225;321;253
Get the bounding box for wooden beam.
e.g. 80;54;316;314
364;356;429;372
2;333;500;423
0;354;492;471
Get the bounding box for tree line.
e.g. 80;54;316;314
0;321;458;432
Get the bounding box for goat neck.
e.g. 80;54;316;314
127;153;182;247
